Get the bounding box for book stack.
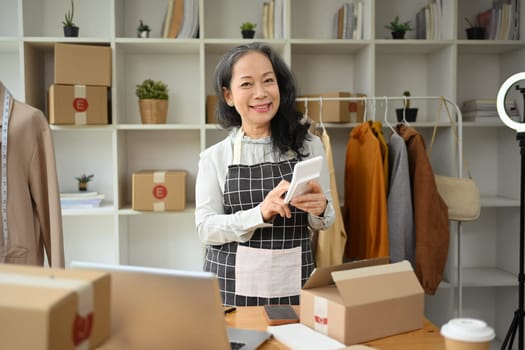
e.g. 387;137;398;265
60;192;105;209
333;1;364;40
262;0;284;39
461;99;520;122
161;0;199;39
415;0;442;40
476;0;520;40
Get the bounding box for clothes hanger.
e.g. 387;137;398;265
362;96;368;122
318;97;326;135
402;95;411;126
383;96;396;134
371;97;376;122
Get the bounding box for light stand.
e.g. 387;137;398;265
497;72;525;350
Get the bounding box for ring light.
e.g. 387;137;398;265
497;72;525;132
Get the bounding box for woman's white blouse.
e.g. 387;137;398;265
195;128;335;245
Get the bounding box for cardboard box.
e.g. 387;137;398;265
0;263;110;350
54;43;112;86
300;258;424;345
132;170;186;211
296;92;367;123
48;84;108;125
206;95;218;124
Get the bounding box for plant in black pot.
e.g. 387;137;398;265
396;91;418;122
465;17;486;40
385;16;412;39
62;0;79;37
240;22;256;39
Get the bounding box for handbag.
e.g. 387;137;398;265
429;98;481;221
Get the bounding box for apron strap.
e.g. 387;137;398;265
233;127;244;165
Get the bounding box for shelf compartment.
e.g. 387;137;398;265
115;0;175;39
291;44;373;96
115;42;201;125
204;0;277;40
22;0;112;38
53;130;115;199
116;129;200;208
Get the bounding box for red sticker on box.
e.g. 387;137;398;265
152;185;168;199
72;312;93;345
73;98;89;112
314;315;328;325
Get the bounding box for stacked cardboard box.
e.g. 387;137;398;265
48;43;112;125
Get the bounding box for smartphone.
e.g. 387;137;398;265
263;305;299;326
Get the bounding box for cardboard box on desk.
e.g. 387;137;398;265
0;263;110;350
300;258;424;346
54;43;112;87
296;92;366;123
132;170;186;211
48;84;108;125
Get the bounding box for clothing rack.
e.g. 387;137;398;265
297;95;467;318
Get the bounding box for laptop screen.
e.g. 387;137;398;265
70;261;232;350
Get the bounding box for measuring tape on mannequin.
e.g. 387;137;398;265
1;90;10;263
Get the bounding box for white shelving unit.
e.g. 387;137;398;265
1;0;525;345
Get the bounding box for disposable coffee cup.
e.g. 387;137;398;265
441;318;495;350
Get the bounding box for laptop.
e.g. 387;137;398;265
70;261;271;350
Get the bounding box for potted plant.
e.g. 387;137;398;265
240;22;256;39
385;16;412;39
76;174;94;192
62;0;79;37
464;17;486;40
396;91;418;122
136;79;169;124
137;20;151;38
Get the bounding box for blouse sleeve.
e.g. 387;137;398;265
194;143;272;246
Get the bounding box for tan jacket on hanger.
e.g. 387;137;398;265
0;82;64;267
314;129;347;267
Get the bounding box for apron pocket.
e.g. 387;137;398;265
235;245;301;298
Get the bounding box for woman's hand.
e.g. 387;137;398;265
290;181;327;217
260;180;291;222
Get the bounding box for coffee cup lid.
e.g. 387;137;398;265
441;318;495;342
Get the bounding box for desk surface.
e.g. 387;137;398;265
224;306;445;350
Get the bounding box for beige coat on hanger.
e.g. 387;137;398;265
0;82;64;267
314;129;347;267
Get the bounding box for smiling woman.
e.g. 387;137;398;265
194;42;335;307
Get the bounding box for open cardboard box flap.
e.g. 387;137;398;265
332;260;423;306
303;256;390;290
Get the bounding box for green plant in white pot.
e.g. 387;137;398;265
136;79;169;124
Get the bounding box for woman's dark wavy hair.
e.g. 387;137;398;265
214;42;311;158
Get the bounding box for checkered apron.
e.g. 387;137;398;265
204;135;314;306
